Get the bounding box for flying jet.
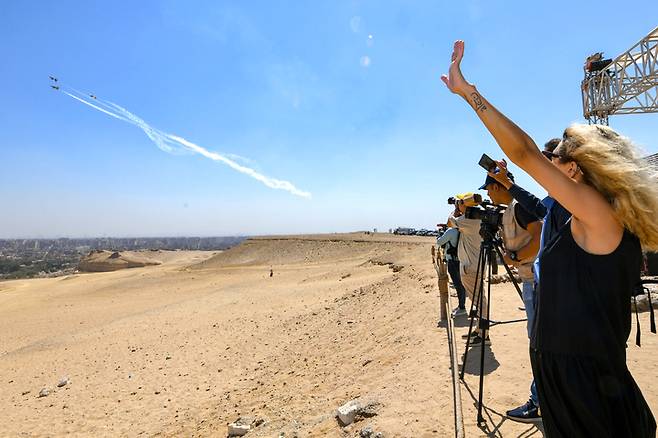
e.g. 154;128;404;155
49;76;58;82
50;85;60;90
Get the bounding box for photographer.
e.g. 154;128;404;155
442;40;658;437
479;171;541;326
436;211;467;317
452;193;489;346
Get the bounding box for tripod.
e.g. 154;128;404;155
458;224;526;426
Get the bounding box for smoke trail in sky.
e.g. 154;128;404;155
167;134;312;198
58;87;312;199
62;92;130;123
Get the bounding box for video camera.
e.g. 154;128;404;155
448;193;482;207
464;200;506;229
436;223;449;236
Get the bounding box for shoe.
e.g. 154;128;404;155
451;307;467;317
506;399;542;423
462;330;479;339
470;334;491;346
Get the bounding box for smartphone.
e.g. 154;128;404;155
478;153;497;172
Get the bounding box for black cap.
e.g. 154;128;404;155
479;171;514;190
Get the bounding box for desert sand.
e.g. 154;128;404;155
1;234;656;437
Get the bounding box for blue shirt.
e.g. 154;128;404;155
534;196;554;284
436;228;460;262
507;183;571;284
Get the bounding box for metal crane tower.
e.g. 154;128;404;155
581;27;658;125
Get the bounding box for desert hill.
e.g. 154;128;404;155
78;250;163;272
193;233;432;268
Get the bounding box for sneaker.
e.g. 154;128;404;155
506;399;541;423
461;330;479;339
470;334;491;346
451;307;467;317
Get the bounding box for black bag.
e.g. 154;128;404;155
633;279;657;346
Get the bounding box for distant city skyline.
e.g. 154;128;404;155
2;1;657;238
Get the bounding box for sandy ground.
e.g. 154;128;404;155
1;234;656;437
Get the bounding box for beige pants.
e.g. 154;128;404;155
462;266;489;322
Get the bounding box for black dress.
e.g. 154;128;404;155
530;221;656;437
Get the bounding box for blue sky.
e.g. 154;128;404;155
1;1;657;238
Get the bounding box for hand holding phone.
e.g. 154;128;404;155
478;153;497;172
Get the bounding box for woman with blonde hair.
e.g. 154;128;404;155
442;40;657;437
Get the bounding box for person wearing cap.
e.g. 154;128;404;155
480;168;542;379
451;193;490;346
479;172;542;286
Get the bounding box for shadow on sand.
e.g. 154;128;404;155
461;379;545;438
459;342;500;376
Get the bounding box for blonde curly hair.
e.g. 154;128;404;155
556;124;658;250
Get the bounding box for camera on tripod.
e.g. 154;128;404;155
464;201;506;229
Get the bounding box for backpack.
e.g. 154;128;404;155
445;232;460;258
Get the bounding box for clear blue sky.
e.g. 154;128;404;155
1;1;656;238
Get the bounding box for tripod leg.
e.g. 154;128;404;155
467;242;484;319
459;244;486;380
477;247;493;426
493;242;524;302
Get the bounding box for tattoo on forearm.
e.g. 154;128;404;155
470;92;487;112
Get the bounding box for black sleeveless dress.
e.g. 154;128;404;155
530;221;656;437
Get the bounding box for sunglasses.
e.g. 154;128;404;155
542;150;562;160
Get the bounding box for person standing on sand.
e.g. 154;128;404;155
436;212;468;317
442;39;657;437
451;194;489;346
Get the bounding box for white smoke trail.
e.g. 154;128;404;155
103;100;312;198
168;134;312;198
225;153;253;164
63;89;188;154
62;92;130;123
58;88;311;198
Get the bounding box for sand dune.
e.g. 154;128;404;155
1;234;655;437
78;250;163;272
194;233;421;268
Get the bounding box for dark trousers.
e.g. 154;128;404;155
447;259;466;309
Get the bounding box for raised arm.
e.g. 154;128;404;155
441;41;622;254
440;41;539;165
